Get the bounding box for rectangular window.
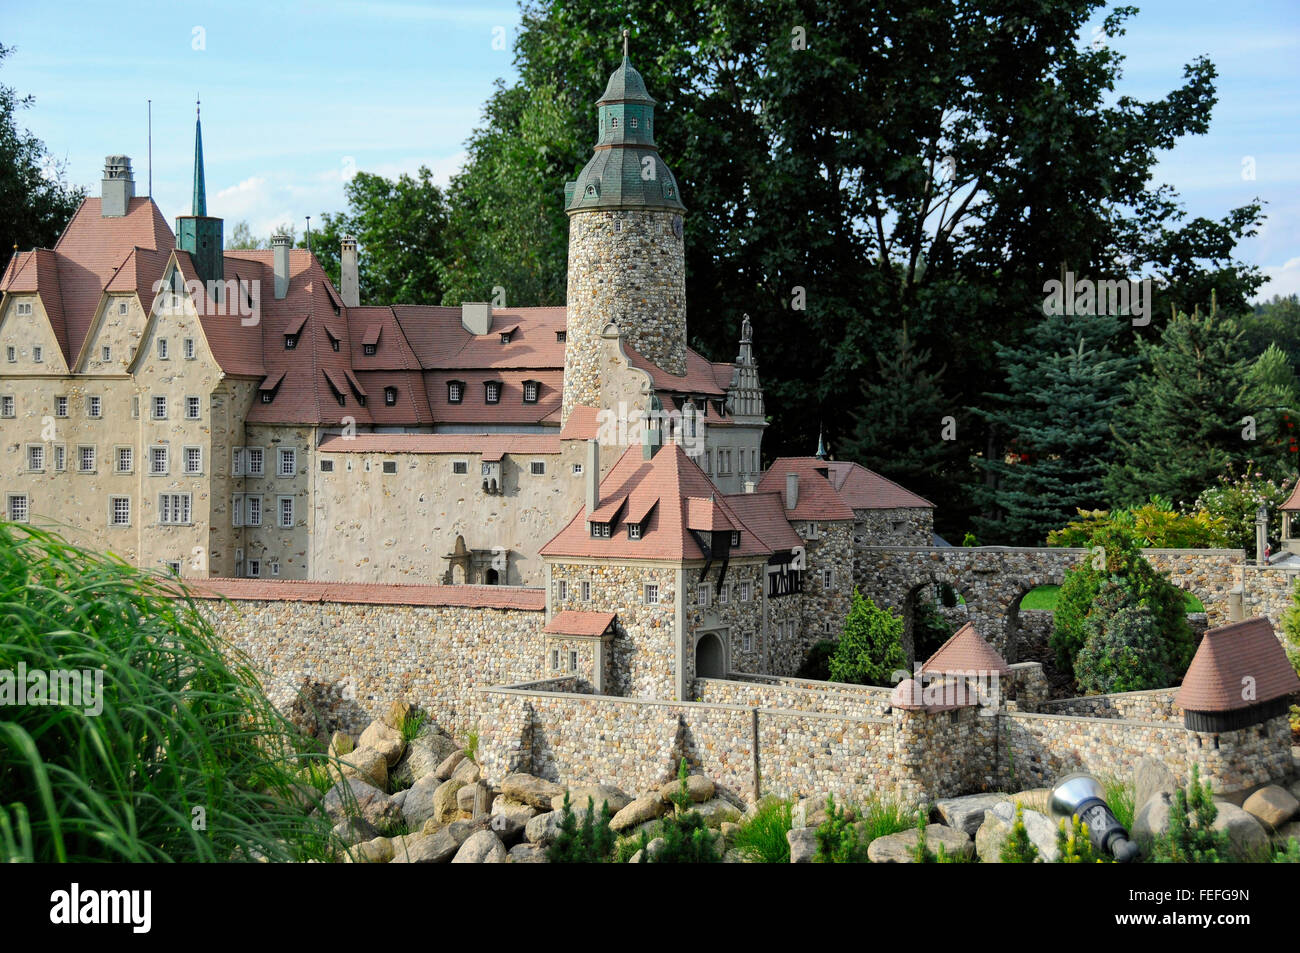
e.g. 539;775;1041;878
26;444;43;471
231;495;243;528
7;495;29;523
320;459;334;473
101;345;112;362
551;649;560;671
5;346;14;362
32;345;42;363
363;343;376;356
183;338;195;359
110;496;131;526
247;559;261;578
159;493;192;524
485;381;501;404
590;522;611;538
150;446;168;475
739;581;752;602
523;380;539;403
628;522;642;540
151;395;166;419
118;301;128;316
247;447;264;476
530;461;545;476
557;580;568;602
569;650;579;672
742;632;753;653
278;496;294;528
822;568;834;588
116;447;133;473
382;460;397;475
452;461;468;475
448;382;463;403
157;338;169;359
270;562;280;576
719;584;729;604
165;560;181;575
185;396;200;419
644;583;659;604
572;463;583;475
278;448;296;476
184;447;202;475
78;446;96;472
131;396;139;419
0;395;12;418
697;585;711;607
246;496;262;527
88;396;102;418
54;395;67;417
53;445;65;472
16;302;33;316
580;580;591;602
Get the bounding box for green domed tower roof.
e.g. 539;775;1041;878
564;50;685;214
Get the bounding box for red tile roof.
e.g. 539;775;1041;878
541;443;774;561
316;433;562;455
722;491;805;552
560;404;601;440
1282;484;1300;511
890;677;966;712
185;577;545;610
685;496;735;532
624;341;730;397
921;622;1011;676
1175;617;1300;712
544;610;617;637
826;460;933;509
756;458;856;521
424;370;560;426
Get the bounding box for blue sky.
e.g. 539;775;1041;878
4;0;1298;299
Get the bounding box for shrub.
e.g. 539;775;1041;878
730;797;792;863
635;759;721;863
1275;838;1300;863
828;590;907;687
0;522;335;862
794;640;836;681
399;707;427;744
1000;803;1039;863
1048;498;1231;549
1056;814;1101;863
1074;601;1173;694
548;791;615;863
1192;463;1293;552
1102;776;1136;831
858;794;913;847
1151;765;1228;863
814;794;867;863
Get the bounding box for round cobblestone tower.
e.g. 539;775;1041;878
562;52;687;422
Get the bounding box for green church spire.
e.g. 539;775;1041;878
192;97;207;217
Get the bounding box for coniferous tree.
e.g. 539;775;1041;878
972;310;1136;544
1106;310;1253;507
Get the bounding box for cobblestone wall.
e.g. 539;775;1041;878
1240;564;1300;632
1037;688;1183;723
1186;716;1294;793
1000;711;1189;789
694;675;891;717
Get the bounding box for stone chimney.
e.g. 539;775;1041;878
586;439;600;519
461;302;492;336
785;472;799;511
340;235;359;307
271;233;291;299
101;156;135;217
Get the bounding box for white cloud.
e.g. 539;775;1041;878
1256;257;1300;301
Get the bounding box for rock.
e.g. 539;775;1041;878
551;785;631;815
433;778;468;825
458;781;495;815
724;848;757;863
321;777;401;830
1134;758;1177;813
720;821;741;845
694;798;743;829
332;816;378;847
383;700;411;731
391;725;460;788
492;795;540;822
434;750;466;781
526;808;588;845
392;818;486;864
507;843;549;863
611;794;670;833
659;775;715;804
488;809;529;846
629;836;667;864
352;836;393;864
502;773;566;811
867;824;974;863
391;789;407;813
1132;793;1173;856
328;730;353;757
359;719;405;767
1271;819;1300;849
388;832;425;861
337;746;388;790
1243;785;1299;830
975;810;1011;863
401;775;444;830
1010;789;1051;814
788;827;819;863
452;830;507;863
975;801;1058;862
451;758;481;784
1212;802;1269;861
934;794;1010;837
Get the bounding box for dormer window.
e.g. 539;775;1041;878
731;531;740;547
331;338;340;352
261;391;274;404
500;331;513;344
335;392;346;407
485;381;501;404
628;523;642;540
556;331;566;342
590;522;612;539
284;334;298;350
523;380;540;404
364;343;376;356
384;387;397;406
448;381;464;404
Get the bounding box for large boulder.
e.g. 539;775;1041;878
694;798;743;829
328;731;353;757
552;785;631;815
359;718;405;767
1272;819;1300;849
451;758;481;785
332;816;379;848
452;830;507;863
502;773;566;811
1212;801;1269;861
659;775;715;804
610;794;669;833
1242;785;1299;830
489;809;530;846
434;750;466;781
433;778;469;825
1132;793;1173;857
934;794;1010;838
400;774;444;829
388;832;425;862
975;801;1058;863
867;825;974;863
383;700;411;731
508;843;549;863
338;746;388;790
1133;758;1177;814
1010;789;1051;813
787;827;819;864
391;818;486;864
351;836;394;864
526;808;589;846
391;726;460;788
321;777;401;830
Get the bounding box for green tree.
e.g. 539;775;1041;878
226;220;263;250
1106;310;1254;507
1151;765;1228;863
828;590;907;687
814;794;867;863
972;310;1137;544
1000;803;1040;863
0;43;85;259
1074;601;1172;694
1055;814;1100;863
548;791;616;862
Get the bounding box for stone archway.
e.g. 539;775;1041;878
695;632;726;679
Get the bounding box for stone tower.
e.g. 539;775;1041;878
562;45;687;422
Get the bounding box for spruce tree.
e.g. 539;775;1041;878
1106;310;1252;506
973;310;1136;544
